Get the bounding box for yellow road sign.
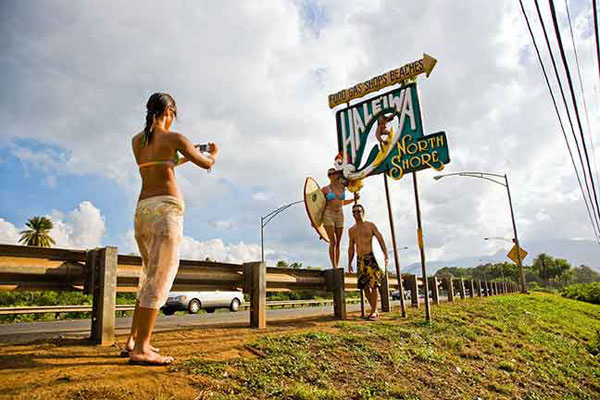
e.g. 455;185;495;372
507;244;527;264
328;53;437;109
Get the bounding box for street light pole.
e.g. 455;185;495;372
433;171;527;293
504;174;526;292
260;200;304;262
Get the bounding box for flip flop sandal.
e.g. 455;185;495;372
368;314;379;321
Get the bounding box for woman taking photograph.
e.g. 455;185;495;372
322;168;357;268
126;92;218;366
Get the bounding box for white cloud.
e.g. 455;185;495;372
0;201;105;249
1;0;599;268
180;237;264;264
252;192;270;201
0;218;20;244
208;219;236;230
48;201;106;248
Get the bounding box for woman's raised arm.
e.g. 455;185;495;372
172;133;218;170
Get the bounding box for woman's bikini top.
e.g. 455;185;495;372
138;152;179;169
137;133;180;169
325;187;346;201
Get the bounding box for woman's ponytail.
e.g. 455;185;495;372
143;111;156;144
142;93;177;145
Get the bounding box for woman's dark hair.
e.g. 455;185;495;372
143;92;177;145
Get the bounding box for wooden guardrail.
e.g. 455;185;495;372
0;244;518;346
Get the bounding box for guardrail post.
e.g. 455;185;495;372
407;275;419;308
380;271;390;312
429;276;440;305
325;269;346;320
90;247;118;346
444;277;454;302
467;279;474;298
458;278;466;299
244;261;267;329
84;249;96;295
244;261;266;329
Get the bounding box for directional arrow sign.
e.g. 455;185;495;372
328;53;437;109
507;244;527;264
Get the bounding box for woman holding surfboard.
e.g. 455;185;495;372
322;168;357;268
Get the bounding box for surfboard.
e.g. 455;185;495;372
303;177;330;243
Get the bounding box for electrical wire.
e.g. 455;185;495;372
564;0;600;198
548;0;600;227
518;0;600;240
594;0;600;83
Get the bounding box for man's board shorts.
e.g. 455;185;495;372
357;252;383;290
134;195;184;309
322;207;344;228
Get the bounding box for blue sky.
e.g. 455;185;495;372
1;0;599;268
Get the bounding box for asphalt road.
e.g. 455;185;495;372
0;296;452;344
0;303;365;344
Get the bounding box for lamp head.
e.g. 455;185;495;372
433;175;444;181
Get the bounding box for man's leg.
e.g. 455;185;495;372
364;287;376;315
369;286;379;316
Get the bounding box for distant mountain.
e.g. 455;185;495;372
403;239;600;275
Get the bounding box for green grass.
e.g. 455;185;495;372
171;293;600;399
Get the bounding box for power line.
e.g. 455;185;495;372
594;0;600;83
564;0;600;197
532;0;600;230
518;0;600;241
548;0;600;228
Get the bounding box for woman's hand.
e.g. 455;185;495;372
208;142;219;165
208;142;219;156
173;134;218;170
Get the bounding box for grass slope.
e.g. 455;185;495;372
173;293;600;400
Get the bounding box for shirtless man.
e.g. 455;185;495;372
347;204;388;320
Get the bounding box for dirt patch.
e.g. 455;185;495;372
0;315;344;400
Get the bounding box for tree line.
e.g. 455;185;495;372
435;254;599;288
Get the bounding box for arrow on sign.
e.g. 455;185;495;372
328;53;438;109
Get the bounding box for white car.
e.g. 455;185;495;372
161;291;244;315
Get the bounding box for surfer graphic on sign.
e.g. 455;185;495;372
335;83;421;182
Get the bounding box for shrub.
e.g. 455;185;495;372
561;282;600;305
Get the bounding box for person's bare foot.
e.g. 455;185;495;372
368;312;379;321
128;351;174;366
125;338;159;353
121;339;159;357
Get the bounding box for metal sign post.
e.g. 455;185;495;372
412;173;431;322
383;171;407;317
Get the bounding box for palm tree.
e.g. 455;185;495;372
18;216;56;247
